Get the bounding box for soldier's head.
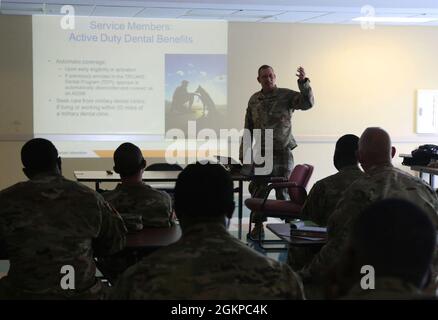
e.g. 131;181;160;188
174;162;235;230
349;198;436;289
113;142;146;180
257;65;276;93
333;134;360;171
21;138;61;179
358;127;396;172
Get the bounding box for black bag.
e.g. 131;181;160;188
404;144;438;166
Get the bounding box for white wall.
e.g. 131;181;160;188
1;16;437;191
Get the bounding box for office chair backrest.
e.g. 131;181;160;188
145;163;183;171
288;164;314;204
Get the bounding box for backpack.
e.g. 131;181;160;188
404;144;438;166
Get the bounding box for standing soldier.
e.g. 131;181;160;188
240;65;315;238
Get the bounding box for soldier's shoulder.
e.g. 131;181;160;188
323;168;364;185
101;188;118;200
146;186;172;200
0;181;29;197
248;91;261;104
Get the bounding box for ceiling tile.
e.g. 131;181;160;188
91;5;143;17
185;8;238;16
225;16;263;22
0;2;44;11
231;9;283;18
135;7;189;18
301;12;360;23
263;11;328;22
44;4;95;16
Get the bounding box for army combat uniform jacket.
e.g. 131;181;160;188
111;222;305;299
103;183;174;228
287;165;364;270
0;173;127;299
241;79;314;201
300;165;438;286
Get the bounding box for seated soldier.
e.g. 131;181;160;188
0;138;126;299
103;142;175;230
288;134;364;270
299;127;438;299
110;163;304;299
331;199;436;299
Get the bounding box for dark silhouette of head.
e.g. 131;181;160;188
174;163;235;228
351;198;436;288
21;138;61;179
333;134;360;171
358;127;396;172
113;142;146;178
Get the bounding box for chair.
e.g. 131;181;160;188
144;163;183;194
245;164;314;250
145;163;183;171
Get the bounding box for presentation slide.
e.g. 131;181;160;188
32;15;228;157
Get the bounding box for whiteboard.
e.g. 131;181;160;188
417;90;438;134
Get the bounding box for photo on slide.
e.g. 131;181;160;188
165;54;227;135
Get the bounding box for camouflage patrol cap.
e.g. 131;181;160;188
113;142;145;177
21;138;59;171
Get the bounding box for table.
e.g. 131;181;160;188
74;170;251;239
266;223;327;247
400;153;437;188
124;225;182;259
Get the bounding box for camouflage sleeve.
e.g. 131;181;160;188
93;198;127;257
109;270;133;299
164;191;177;225
299;224;349;284
109;264;150;299
300;187;369;283
0;217;5;259
281;264;306;299
301;181;326;226
291;78;314;111
239;104;254;161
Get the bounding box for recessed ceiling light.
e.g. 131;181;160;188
352;16;438;23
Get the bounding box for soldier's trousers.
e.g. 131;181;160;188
249;150;294;224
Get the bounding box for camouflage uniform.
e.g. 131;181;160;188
111;222;305;299
103;183;174;229
241;80;314;224
287;165;364;270
0;173;127;299
99;183;174;281
342;277;424;300
299;164;438;296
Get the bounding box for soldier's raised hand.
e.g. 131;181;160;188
296;66;306;81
